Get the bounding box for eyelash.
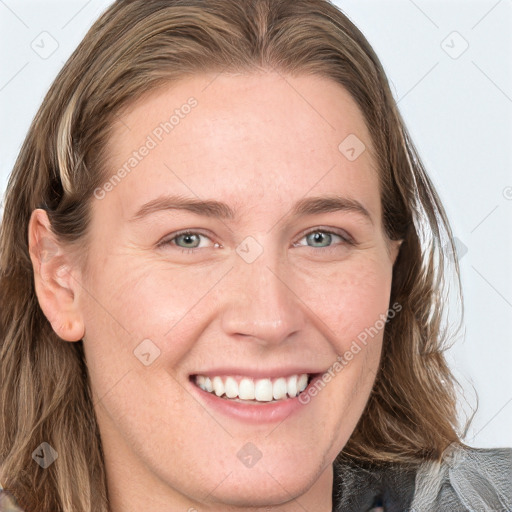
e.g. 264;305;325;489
158;227;355;254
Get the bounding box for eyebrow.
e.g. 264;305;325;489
129;194;373;225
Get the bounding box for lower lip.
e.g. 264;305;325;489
188;374;321;424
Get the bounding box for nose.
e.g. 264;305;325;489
220;246;306;346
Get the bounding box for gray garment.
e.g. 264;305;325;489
332;443;512;511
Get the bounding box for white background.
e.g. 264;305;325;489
0;0;511;448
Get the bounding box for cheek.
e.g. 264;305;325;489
78;257;213;459
80;241;393;396
81;247;393;364
79;255;231;379
293;253;393;350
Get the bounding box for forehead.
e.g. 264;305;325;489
100;72;380;224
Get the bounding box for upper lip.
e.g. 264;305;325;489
190;367;325;380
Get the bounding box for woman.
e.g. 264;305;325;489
0;0;510;511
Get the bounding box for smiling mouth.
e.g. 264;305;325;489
190;373;317;403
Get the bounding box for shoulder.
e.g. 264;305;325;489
0;486;26;512
332;443;512;512
411;443;512;512
332;454;417;511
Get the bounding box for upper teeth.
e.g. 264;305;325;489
194;374;309;401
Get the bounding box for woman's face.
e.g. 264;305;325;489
63;73;401;510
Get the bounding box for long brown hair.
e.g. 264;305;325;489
0;0;471;510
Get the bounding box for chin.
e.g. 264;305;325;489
209;477;309;508
199;459;319;507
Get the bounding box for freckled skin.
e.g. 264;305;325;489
40;72;401;511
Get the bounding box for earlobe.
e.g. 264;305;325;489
390;238;403;266
28;208;85;342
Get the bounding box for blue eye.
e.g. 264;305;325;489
294;228;353;249
158;227;354;255
174;232;202;249
158;230;214;253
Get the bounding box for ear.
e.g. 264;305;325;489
28;208;85;342
388;238;403;266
